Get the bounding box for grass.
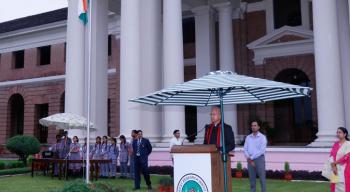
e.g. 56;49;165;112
0;174;329;192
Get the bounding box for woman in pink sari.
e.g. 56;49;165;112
330;127;350;192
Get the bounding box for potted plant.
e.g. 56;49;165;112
235;161;243;178
158;177;174;192
284;162;292;181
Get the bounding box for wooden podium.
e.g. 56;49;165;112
171;145;232;192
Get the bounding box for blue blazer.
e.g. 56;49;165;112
132;138;152;160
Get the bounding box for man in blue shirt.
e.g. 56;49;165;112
132;130;152;190
244;120;267;192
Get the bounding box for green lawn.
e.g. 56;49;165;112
0;174;329;192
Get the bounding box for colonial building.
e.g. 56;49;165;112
0;0;349;170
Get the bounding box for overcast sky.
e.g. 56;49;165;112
0;0;68;23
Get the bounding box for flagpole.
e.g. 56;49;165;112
86;0;92;184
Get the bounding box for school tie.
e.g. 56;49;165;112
136;139;141;156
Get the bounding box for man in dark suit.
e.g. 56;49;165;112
203;106;235;152
132;130;152;190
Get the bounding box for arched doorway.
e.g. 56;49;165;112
273;68;316;145
8;94;24;137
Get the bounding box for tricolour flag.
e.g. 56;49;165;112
78;0;88;25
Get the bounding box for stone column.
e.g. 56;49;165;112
310;0;345;146
139;0;162;142
337;0;350;131
216;2;238;143
89;0;108;137
65;0;85;138
192;6;217;143
120;0;141;138
162;0;185;142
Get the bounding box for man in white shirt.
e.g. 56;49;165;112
244;120;267;192
169;129;183;149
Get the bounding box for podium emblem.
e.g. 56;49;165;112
177;173;208;192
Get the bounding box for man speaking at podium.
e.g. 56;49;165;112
203;106;235;152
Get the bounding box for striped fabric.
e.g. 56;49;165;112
130;71;312;106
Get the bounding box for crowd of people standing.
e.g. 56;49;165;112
50;129;149;183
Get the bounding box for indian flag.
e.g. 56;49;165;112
78;0;88;25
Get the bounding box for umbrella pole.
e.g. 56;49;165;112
219;90;228;192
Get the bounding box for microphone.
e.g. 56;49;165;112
184;126;207;141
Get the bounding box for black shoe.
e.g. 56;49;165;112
147;185;152;190
132;188;140;190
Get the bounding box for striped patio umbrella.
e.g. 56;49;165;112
130;70;312;192
131;71;312;106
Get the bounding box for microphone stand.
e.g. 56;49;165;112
183;126;207;144
64;146;74;180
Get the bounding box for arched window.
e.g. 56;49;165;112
273;68;315;144
8;94;24;137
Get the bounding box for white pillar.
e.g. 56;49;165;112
163;0;185;142
216;2;238;143
65;0;85;138
309;0;345;147
120;0;141;138
192;6;217;143
338;0;350;131
89;0;108;137
140;0;162;142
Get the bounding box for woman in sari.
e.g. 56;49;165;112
330;127;350;192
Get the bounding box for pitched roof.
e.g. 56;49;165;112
0;8;67;34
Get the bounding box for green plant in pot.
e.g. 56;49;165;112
158;177;174;192
284;162;292;181
235;161;243;178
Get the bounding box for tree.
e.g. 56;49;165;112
6;135;40;166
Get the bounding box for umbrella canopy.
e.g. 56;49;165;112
39;113;96;131
130;71;312;106
130;70;312;192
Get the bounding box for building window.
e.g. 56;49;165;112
108;35;112;56
64;43;67;63
60;92;65;113
107;99;111;136
38;46;51;65
185;106;197;142
273;0;302;29
13;50;24;69
9;94;24;137
35;104;49;143
183;18;195;44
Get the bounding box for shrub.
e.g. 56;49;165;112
284;162;290;173
6;135;41;166
4;162;12;169
51;180;126;192
236;161;243;171
0;167;30;176
27;155;34;165
0;162;5;170
56;180;90;192
91;182;126;192
11;161;24;168
158;177;173;187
